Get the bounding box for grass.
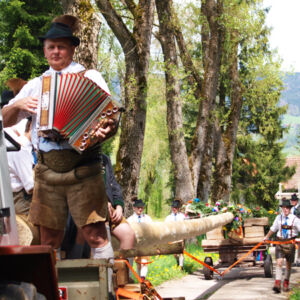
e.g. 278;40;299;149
289;283;300;300
132;241;219;286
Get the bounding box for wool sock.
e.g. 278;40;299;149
91;242;114;292
275;265;282;281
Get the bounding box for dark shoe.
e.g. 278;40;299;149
273;280;281;293
283;279;289;292
109;292;116;300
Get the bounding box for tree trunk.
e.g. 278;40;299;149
61;0;101;70
95;0;155;216
155;0;194;202
189;0;225;198
211;33;243;202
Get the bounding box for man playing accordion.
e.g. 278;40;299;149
2;15;117;287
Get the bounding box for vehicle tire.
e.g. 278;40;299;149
264;254;273;278
203;256;214;280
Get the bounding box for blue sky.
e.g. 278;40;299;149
264;0;300;72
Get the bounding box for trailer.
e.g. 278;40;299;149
201;218;273;280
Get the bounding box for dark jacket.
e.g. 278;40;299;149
102;154;123;209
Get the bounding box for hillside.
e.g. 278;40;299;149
280;73;300;156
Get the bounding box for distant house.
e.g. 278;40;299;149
275;156;300;200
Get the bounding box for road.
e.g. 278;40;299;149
156;264;300;300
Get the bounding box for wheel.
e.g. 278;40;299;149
264;254;273;278
203;256;214;280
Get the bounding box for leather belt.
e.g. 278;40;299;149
38;148;100;173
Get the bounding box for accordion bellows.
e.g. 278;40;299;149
38;70;122;153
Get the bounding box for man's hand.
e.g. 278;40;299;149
108;203;123;224
15;96;38;114
94;118;117;143
2;96;38;127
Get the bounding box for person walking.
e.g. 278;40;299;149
264;198;300;293
165;200;185;270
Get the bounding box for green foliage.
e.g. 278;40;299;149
290;284;300;300
0;0;62;88
138;74;173;218
232;134;295;209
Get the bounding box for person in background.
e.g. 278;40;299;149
1;79;34;216
291;193;300;217
6;117;34;215
264;198;300;293
290;193;300;266
165;200;185;270
127;199;152;280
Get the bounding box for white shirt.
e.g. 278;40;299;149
6;135;34;193
5;62;110;152
165;212;185;222
270;213;300;239
127;212;152;224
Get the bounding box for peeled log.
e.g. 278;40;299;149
113;238;184;258
130;212;234;247
15;215;40;246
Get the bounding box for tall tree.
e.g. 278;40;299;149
61;0;101;70
155;0;194;202
95;0;155;216
189;0;225;198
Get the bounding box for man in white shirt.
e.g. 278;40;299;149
6;117;34;215
264;198;300;293
2;16;116;268
165;200;185;270
127;199;152;279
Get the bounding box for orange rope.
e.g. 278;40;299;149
185;239;299;279
183;250;222;276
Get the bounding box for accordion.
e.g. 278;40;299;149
37;70;123;153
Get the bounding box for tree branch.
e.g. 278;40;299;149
95;0;136;56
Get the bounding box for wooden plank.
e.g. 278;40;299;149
244;217;269;227
201;236;264;247
244;226;264;238
203;246;267;253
